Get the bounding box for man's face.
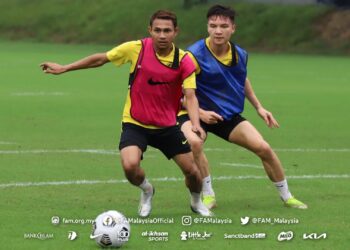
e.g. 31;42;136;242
149;18;178;51
207;15;235;45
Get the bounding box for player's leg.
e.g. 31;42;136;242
172;153;212;216
154;125;212;216
120;145;145;185
180;120;209;179
228;120;307;209
119;123;154;217
179;117;216;209
229;121;284;181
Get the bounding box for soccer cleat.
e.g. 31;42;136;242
202;195;217;209
191;202;213;217
138;186;155;217
284;197;308;209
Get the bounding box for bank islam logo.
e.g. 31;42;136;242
68;231;78;241
277;231;294;242
303;233;327;240
240;216;250;225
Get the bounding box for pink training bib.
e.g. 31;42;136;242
130;38;195;127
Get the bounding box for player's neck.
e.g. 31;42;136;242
209;40;230;58
154;45;173;57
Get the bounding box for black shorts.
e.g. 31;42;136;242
119;123;191;159
177;114;246;141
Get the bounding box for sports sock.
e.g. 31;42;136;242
139;179;152;193
191;192;201;206
274;179;292;201
202;175;215;196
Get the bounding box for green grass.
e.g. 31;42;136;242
1;41;350;249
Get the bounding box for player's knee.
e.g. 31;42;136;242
184;163;201;180
256;141;273;158
121;158;140;173
189;139;203;155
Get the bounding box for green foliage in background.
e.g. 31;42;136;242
0;0;343;54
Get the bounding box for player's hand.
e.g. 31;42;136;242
40;62;67;75
191;125;206;140
257;107;279;128
200;110;223;124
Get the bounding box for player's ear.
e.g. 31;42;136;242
174;27;179;37
148;25;152;35
232;24;236;34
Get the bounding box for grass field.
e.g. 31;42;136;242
1;41;349;249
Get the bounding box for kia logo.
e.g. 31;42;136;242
303;233;327;240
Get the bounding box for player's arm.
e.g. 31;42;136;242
40;53;109;75
183;73;205;140
199;108;223;124
245;77;279;128
182;97;222;124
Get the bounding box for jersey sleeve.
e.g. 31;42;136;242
187;52;201;74
106;40;142;67
183;72;196;89
180;53;196;82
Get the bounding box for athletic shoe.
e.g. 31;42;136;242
191;202;213;217
138;186;155;217
202;195;217;209
284;197;308;209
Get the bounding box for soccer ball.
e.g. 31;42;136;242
91;210;130;248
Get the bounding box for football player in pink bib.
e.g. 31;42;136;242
40;10;212;217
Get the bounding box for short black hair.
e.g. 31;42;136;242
207;5;236;23
150;10;177;28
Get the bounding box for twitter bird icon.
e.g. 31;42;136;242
240;217;250;225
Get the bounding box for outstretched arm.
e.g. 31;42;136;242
245;77;279;128
40;53;109;75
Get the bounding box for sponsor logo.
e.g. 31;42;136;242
68;231;78;241
224;233;266;239
182;140;188;145
303;233;327;240
277;231;294;241
24;232;54;240
141;231;169;242
180;231;188;241
180;231;212;241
